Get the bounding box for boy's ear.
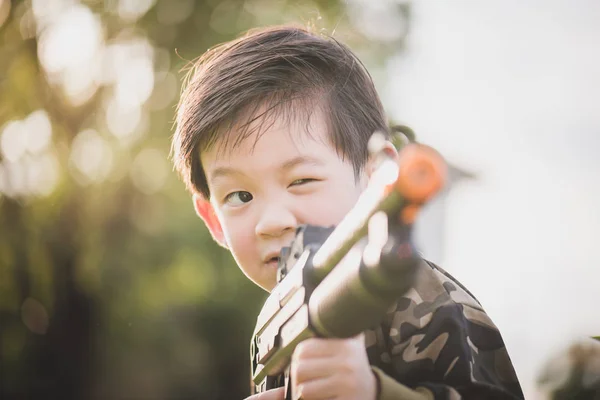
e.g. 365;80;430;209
193;194;227;248
367;140;399;178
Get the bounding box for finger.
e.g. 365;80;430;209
245;387;285;400
356;332;365;344
293;338;334;361
297;376;339;400
293;337;351;361
292;357;336;384
293;334;368;364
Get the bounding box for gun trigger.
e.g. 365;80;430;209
284;367;292;400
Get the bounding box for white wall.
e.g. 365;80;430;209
386;1;600;398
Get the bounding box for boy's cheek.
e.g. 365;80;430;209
300;191;361;227
225;223;259;269
228;229;279;290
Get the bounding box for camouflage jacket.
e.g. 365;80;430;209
364;259;524;399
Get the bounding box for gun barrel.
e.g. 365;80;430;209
308;222;420;338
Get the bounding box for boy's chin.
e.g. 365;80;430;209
264;263;279;292
249;263;279;292
258;280;277;293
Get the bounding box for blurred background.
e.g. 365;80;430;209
0;0;598;399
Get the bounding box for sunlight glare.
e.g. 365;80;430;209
0;121;27;163
36;3;103;105
24;110;52;155
117;0;156;23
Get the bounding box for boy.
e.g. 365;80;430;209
171;25;524;399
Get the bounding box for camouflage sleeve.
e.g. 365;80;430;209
372;366;436;400
365;261;524;400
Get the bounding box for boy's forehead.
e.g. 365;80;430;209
200;106;335;167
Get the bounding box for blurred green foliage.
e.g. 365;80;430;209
0;0;409;398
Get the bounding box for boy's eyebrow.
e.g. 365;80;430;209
210;166;246;181
280;155;325;171
210;156;325;181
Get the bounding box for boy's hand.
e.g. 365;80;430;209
244;387;285;400
291;333;377;400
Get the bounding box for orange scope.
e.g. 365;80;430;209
395;144;447;204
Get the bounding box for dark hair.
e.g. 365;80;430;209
172;24;389;199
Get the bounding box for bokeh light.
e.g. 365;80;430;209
129;148;168;195
0;0;11;29
25;153;60;197
347;0;408;42
23;110;53;155
105;97;144;142
0;110;58;198
116;0;157;23
35;2;104;106
69;129;113;186
107;38;155;110
1;120;27;163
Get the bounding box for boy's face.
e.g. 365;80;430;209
199;109;368;292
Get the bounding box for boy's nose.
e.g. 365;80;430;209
255;204;297;239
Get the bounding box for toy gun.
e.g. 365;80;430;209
250;131;447;400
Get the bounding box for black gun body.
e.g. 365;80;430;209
251;223;420;394
252;246;319;389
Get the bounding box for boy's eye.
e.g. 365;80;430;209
289;178;317;187
224;191;253;206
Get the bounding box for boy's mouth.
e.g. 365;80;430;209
264;255;280;268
